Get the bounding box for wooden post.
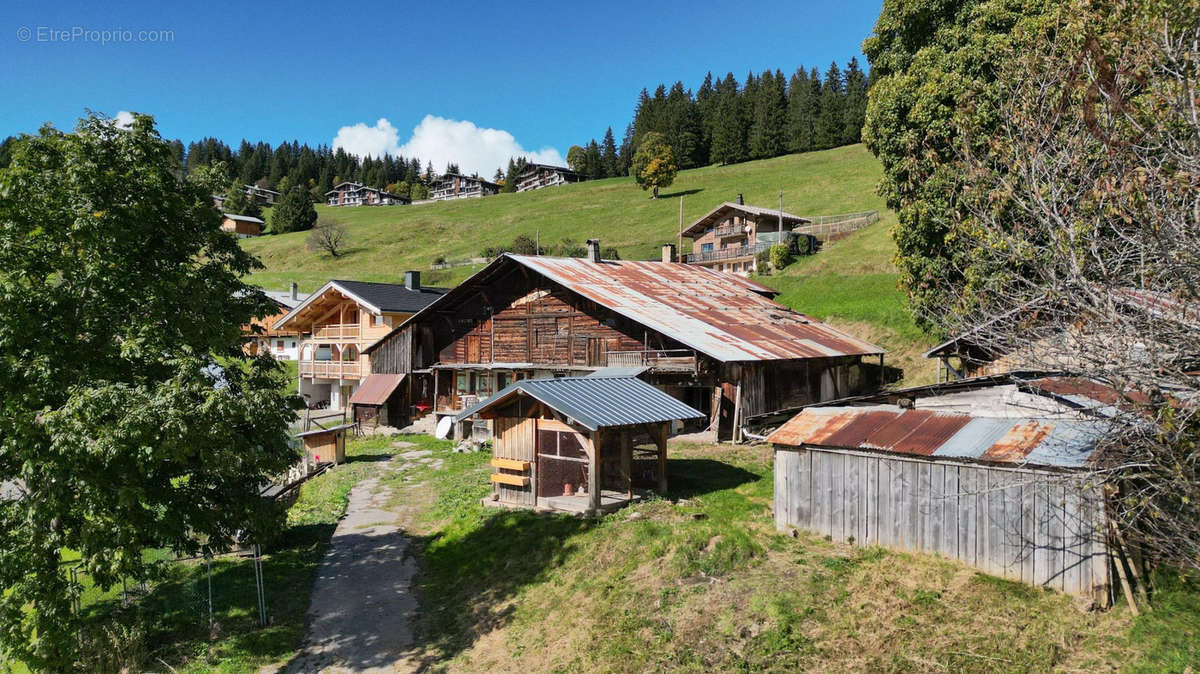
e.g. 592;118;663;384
732;381;743;444
655;423;668;494
588;430;601;513
621;428;633;500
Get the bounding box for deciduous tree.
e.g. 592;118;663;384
631;132;677;198
0;113;296;669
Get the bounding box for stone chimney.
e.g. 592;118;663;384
736;193;744;205
586;239;601;263
290;282;299;301
405;270;421;290
661;243;677;263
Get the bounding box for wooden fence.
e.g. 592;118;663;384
774;446;1111;599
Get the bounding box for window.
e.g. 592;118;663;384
372;314;385;326
276;340;285;350
496;372;509;391
701;243;714;253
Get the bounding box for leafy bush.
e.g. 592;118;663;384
769;243;794;270
756;248;773;274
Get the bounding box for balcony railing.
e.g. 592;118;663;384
312;324;362;340
299;360;361;379
683;241;773;264
712;223;748;238
606;349;697;373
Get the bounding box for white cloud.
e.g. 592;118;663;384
332;115;564;177
113;110;136;129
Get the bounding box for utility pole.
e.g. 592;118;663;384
678;196;684;254
536;228;540;256
778;190;784;237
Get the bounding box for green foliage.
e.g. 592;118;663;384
221;181;262;219
862;0;1053;323
631;132;677;198
566;145;586;174
0;112;296;669
769;242;795;270
270;187;317;234
756;247;773;274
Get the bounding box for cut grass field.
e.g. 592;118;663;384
242;144;939;385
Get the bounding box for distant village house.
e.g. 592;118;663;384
430;173;500;201
515;163;582;193
681;197;812;275
244;284;307;360
325;181;411;207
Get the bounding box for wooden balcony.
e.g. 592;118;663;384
312;324;361;341
606;349;697;373
713;223;748;238
299;360;362;380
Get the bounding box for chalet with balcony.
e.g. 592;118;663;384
365;240;886;440
325;181;410;207
681;197;812;275
273;273;448;414
514;163;582;192
430;173;500;201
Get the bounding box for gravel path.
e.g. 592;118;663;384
284;464;420;673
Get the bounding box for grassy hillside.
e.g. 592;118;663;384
243;144;888;291
243;144;937;384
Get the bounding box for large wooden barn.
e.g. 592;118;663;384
364;242;886;439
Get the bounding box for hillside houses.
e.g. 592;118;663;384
681;197;812;275
430;173;500;201
515;163;582;192
364;241;886;441
273;273;447;414
325;181;411;207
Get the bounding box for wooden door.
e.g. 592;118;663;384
586;337;607;367
465;335;481;363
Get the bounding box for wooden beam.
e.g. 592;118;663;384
491;457;531;471
621;428;633;499
655;422;668;494
586;430;601;513
490;472;530;487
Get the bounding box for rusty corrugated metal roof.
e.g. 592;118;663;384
766;405;1105;469
508;255;884;362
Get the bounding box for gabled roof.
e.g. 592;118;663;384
273;279;449;330
364;254;884;362
261;288;306;310
681;202;812;238
516;162;579;177
223;213;265;224
455;376;704;430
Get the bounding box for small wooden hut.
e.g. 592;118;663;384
295;424;351;466
457;376;703;514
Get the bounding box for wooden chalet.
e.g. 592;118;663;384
325;181;411;207
681;197;812;275
430;173;500;201
245;184;282;205
244;284;306;360
221;213;266;237
514;163;582;192
364;241;887;441
273;273;448;417
457;375;704;514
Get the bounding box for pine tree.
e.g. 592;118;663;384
600;127;619;178
787;67;815;152
841;57;868;145
748;69;788;159
584;140;603;179
696;71;718;163
815;61;845;149
619;123;635;176
710;73;746;165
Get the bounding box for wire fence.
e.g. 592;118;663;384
792;210;880;239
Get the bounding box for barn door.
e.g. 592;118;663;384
717;382;737;441
586;337;607;367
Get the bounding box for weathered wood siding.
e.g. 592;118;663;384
774;446;1110;599
493;417;536;506
439;288;646;367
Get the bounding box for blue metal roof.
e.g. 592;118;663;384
455;376;704;431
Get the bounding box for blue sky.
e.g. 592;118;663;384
1;0;882;174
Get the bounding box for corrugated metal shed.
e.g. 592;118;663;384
455;376;704;431
766;405;1106;469
508;255;884;363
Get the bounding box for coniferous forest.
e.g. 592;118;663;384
568;59;871;179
